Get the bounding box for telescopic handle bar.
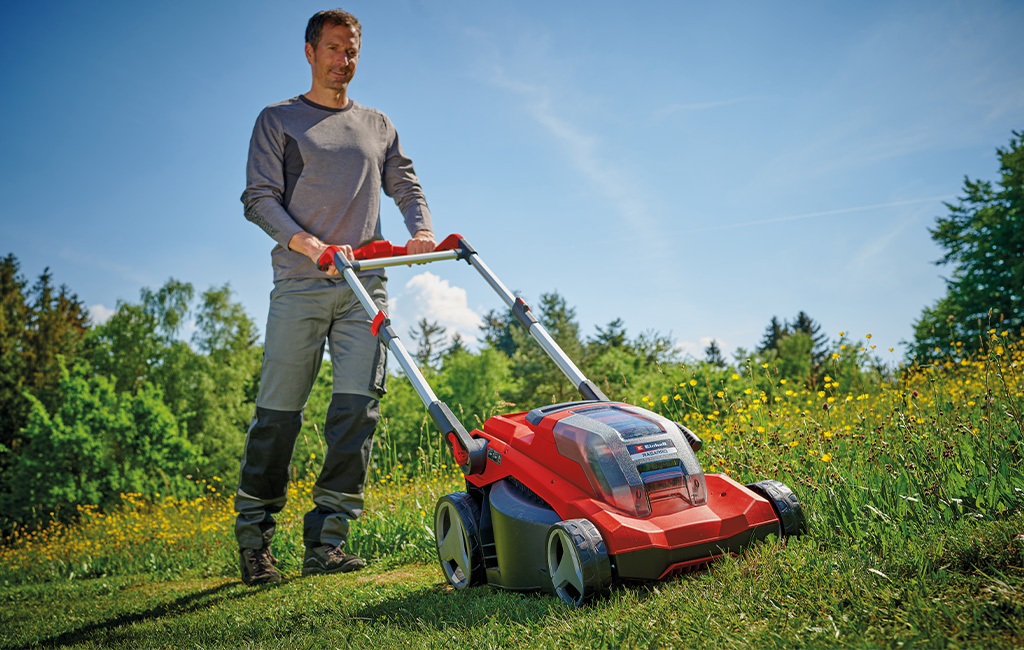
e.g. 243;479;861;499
317;234;607;475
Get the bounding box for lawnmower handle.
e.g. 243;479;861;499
316;233;466;271
313;232;608;473
315;235;488;476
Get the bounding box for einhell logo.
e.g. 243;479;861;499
629;440;672;454
629;440;675;461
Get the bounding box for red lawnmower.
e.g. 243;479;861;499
320;236;807;606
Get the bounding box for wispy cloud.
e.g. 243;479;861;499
655;96;763;119
482;64;667;252
57;248;152;285
848;213;920;272
672;195;955;235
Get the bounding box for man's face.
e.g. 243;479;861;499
305;23;360;93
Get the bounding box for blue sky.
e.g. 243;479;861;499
1;1;1022;363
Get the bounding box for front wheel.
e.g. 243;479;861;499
545;519;611;606
746;479;808;538
434;492;485;589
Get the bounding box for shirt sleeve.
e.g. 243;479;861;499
241;108;304;249
380;116;433;236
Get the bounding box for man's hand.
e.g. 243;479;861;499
406;230;436;255
288;231;352;276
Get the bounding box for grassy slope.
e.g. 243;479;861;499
3;336;1024;649
2;518;1022;650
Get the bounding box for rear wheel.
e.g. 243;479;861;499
544;519;611;606
434;492;485;589
746;480;808;537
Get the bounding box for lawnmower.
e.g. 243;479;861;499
319;235;807;606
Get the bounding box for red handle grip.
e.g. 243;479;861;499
353;240;407;260
353;233;464;260
316;234;464;271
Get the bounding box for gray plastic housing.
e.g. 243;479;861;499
486;479;561;591
549;403;707;517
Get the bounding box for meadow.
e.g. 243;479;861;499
1;333;1022;649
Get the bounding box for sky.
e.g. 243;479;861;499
1;1;1022;365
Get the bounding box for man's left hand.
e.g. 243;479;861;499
406;230;436;255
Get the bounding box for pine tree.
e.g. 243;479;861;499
411;318;447;368
0;255;29;461
22;269;89;410
704;339;727;368
758;316;786;353
912;131;1024;359
789;311;829;371
481;308;518;358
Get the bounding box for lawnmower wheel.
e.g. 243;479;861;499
434;492;485;589
746;479;808;538
545;519;612;606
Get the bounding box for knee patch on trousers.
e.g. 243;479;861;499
302;393;380;547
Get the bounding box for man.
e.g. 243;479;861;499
235;8;436;585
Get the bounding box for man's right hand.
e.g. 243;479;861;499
288;232;352;276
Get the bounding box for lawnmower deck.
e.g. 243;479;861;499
466;403;781;581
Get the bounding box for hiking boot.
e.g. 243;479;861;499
239;547;282;586
302;544;366;576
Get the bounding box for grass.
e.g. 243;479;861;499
1;333;1023;648
2;520;1022;648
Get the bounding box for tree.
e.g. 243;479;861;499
633;329;678;366
481;307;518;358
141;279;194;337
0;260;88;476
911;131;1024;360
410;318;447;369
589;318;628;353
758;316;785;354
438;347;513;428
704;339;727;368
22;270;89;410
444;332;467;358
84;302;164;395
753;311;829;388
0;359;200;530
177;284;261;476
509;292;586;405
790;311;828;368
0;255;29;462
83;280;261;479
774;331;813;384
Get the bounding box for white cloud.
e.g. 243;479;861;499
675;336;722;362
89;303;115;325
390;272;484;345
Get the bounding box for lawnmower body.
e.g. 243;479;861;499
320;235;805;605
462;400;780;591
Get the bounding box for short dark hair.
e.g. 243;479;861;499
305;9;361;48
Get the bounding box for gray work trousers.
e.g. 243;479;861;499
234;274;388;550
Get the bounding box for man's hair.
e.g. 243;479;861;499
305;9;361;48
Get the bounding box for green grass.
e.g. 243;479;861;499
2;518;1022;649
2;335;1023;648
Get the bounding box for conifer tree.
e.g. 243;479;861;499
912;131;1024;359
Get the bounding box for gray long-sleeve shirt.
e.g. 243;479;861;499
242;95;432;282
